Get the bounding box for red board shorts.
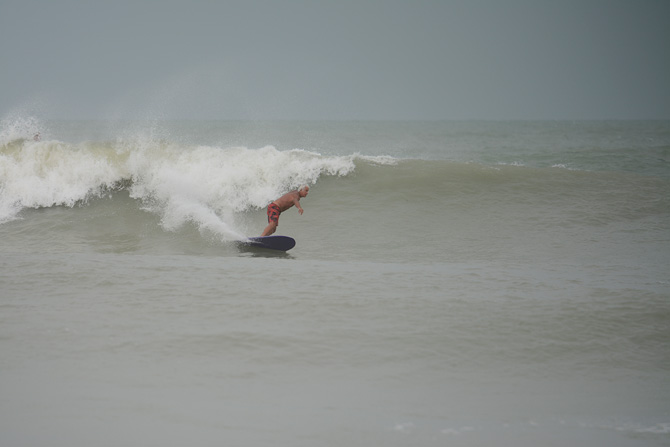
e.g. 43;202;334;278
267;203;281;225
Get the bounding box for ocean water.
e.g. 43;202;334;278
1;118;669;446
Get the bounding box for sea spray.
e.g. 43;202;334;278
0;114;44;144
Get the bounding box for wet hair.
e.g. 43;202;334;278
299;185;309;192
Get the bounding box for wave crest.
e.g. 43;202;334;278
0;138;357;238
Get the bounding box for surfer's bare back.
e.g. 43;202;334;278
261;186;309;237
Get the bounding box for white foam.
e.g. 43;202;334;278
0;140;125;223
354;153;399;165
1;132;357;239
123;142;355;239
617;422;670;434
496;161;526;167
441;426;475;435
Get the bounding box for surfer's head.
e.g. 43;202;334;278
299;185;309;197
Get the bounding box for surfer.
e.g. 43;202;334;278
261;186;309;237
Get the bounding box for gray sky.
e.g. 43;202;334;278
1;0;669;120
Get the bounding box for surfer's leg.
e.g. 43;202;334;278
261;221;277;237
262;204;280;236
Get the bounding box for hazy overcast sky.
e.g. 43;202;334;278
1;0;669;120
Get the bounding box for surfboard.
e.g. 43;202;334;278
239;235;296;251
